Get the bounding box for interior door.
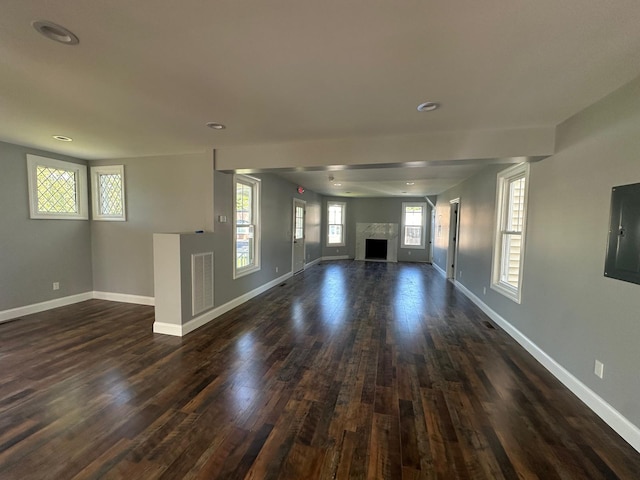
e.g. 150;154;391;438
292;199;306;274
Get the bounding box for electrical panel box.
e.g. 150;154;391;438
604;182;640;285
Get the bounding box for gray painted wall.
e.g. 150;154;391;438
434;76;640;427
212;171;322;307
91;152;214;297
321;196;431;262
0;141;92;310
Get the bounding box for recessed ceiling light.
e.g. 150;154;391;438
206;122;226;130
417;101;440;112
405;182;415;186
53;135;72;142
334;183;342;186
32;21;79;45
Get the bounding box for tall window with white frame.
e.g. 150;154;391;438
327;201;346;247
401;202;427;248
234;175;261;278
491;163;530;303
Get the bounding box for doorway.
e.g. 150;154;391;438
447;198;460;280
292;198;306;274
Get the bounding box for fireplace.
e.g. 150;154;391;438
355;223;399;262
365;239;388;260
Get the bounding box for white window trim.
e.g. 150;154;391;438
326;201;346;247
491;163;530;304
26;154;88;220
401;201;427;249
233;174;261;279
90;165;126;221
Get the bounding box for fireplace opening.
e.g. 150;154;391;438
365;239;388;260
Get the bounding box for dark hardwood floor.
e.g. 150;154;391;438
1;261;639;479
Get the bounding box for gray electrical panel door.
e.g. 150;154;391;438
605;182;640;285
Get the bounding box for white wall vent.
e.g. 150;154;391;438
192;252;214;316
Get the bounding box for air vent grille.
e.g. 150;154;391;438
192;252;214;316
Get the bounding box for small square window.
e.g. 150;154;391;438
91;165;126;221
27;154;88;220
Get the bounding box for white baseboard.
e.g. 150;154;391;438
432;262;447;277
93;291;155;306
154;271;295;337
0;292;94;323
152;322;183;336
305;257;322;269
321;255;350;261
455;281;640;453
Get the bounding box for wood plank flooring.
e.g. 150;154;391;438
1;260;639;479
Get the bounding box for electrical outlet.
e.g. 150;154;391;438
53;282;60;291
594;360;604;379
408;251;411;255
336;248;340;253
483;287;487;295
275;267;279;273
459;270;462;278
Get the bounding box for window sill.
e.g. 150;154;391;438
234;264;261;279
490;282;522;304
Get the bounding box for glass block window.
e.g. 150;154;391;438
401;202;427;248
492;163;530;303
327;201;346;246
234;174;261;278
27;154;88;220
91;165;126;221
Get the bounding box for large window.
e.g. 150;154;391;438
491;163;530;303
91;165;126;221
401;202;427;248
27;154;88;220
234;175;261;278
327;201;346;246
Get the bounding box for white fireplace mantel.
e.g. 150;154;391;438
355;223;399;262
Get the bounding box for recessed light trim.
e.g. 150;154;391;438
417;101;440;112
405;182;415;186
334;183;342;186
53;135;73;142
206;122;226;130
33;21;79;45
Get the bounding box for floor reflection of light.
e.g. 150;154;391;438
104;368;133;406
320;265;348;331
394;266;426;332
236;331;254;357
292;300;304;331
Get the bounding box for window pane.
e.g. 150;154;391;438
500;232;522;286
506;177;525;232
295;206;304;239
404;206;423;226
236;183;252;224
236;225;254;268
36;166;77;213
328;225;343;244
98;173;123;216
404;225;422;246
328;204;342;224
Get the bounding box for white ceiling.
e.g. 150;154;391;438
2;1;640;196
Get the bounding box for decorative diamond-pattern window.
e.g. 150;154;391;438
91;165;126;221
27;154;88;220
492;163;530;303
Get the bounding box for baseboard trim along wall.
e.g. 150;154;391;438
0;292;94;324
93;291;155;306
305;257;322;269
321;255;350;261
153;271;295;337
432;262;447;277
454;281;640;453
